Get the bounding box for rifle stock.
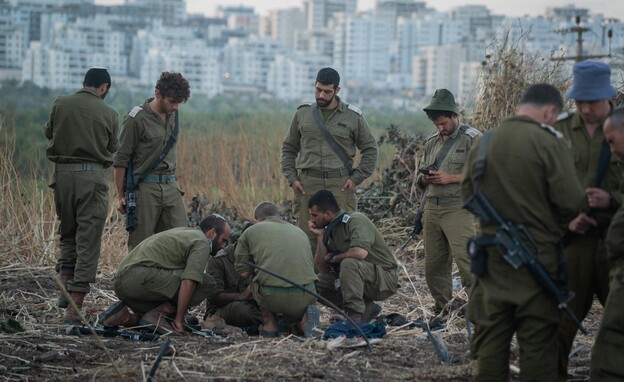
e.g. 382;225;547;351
400;212;423;250
464;192;587;335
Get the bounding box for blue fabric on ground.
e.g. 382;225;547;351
322;321;386;340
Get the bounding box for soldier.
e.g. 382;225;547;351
101;215;230;335
44;67;119;324
308;190;398;323
113;71;191;251
417;89;481;325
554;61;622;380
235;202;320;338
461;84;584;381
590;107;624;381
204;223;262;333
280;67;378;252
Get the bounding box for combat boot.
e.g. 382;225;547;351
57;268;74;308
63;292;86;325
345;308;362;323
140;302;178;335
98;301;140;328
362;302;382;323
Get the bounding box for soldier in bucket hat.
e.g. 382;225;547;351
416;89;481;328
554;61;622;381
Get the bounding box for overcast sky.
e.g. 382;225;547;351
95;0;624;19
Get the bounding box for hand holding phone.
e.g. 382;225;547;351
419;168;432;175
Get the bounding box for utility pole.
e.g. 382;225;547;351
552;15;613;62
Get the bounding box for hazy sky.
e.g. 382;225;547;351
96;0;624;19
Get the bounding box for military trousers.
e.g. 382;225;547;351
469;247;561;382
128;181;187;251
556;231;610;381
590;257;624;381
423;200;475;312
316;258;398;314
293;172;356;252
52;166;108;293
114;265;214;314
214;301;263;328
252;283;316;322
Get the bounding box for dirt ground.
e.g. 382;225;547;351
0;242;600;382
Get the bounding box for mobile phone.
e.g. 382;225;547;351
418;168;432;175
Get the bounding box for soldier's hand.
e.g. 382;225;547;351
586;188;610;209
308;220;324;237
291;180;305;194
117;197;127;215
424;170;460;185
240;285;253;301
568;213;598;234
341;178;356;191
171;319;184;333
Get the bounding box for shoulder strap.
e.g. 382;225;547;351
430;124;468;170
135;110;180;185
471;129;494;189
311;104;354;175
594;139;611;188
323;212;346;250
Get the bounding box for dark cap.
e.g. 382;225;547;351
423;89;459;114
566;61;616;101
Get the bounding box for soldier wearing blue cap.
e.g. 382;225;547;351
554;60;623;381
44;67;119;324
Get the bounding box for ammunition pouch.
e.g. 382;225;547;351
467;237;488;277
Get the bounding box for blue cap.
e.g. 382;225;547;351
566;61;616;101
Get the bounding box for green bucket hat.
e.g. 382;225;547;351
423;89;459;114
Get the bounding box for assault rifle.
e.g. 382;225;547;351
463;191;588;335
400;191;427;250
67;325;160;341
124;159;137;232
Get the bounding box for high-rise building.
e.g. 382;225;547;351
303;0;356;32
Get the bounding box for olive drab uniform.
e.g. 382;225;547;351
280;97;378;250
316;211;399;315
113;99;187;250
113;227;216;314
591;202;624;381
45;87;119;294
418;124;480;313
205;245;262;328
554;109;624;378
461;116;584;381
235;218;318;321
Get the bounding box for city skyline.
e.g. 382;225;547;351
95;0;624;19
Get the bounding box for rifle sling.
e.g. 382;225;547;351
311;105;353;175
323;213;346;249
134;110;180;186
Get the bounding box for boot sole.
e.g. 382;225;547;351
97;300;127;327
303;305;321;338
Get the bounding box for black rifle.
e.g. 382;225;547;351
400;199;424;250
464;191;588;335
68;325;160;341
124;159;137;232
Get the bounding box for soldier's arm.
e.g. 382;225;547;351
107;110;120;155
606;207;624;258
234;235;253;278
172;279;197;332
43;103;57;140
350;115;378;185
280;112;302;185
332;246;368;262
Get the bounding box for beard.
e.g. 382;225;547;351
316;95;334;108
159;98;175;117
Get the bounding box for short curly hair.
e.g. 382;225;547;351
156;72;190;103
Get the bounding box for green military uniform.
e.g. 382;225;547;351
44;87;119;293
554;110;624;378
316;211;399;314
418;124;480;312
461;116;584;381
205;245;262;327
591;204;624;381
114;227;215;314
280;97;378;249
235;218;318;321
113;99;187;250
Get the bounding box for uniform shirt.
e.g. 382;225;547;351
234;218;318;287
555;109;624;226
113;99;178;175
117;227;212;284
280;96;378;185
418;124;481;198
461;116;585;247
606;206;624;260
325;211;398;270
205;245;250;314
44;88;119;166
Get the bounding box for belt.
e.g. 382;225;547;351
263;283;315;293
135;174;176;184
426;196;461;205
55;162;104;171
301;168;350;179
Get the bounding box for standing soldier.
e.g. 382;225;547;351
590;107;624;381
417;89;481;326
462;84;585;381
113;72;191;250
44;67;119;324
281;67;378;252
554;61;622;380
